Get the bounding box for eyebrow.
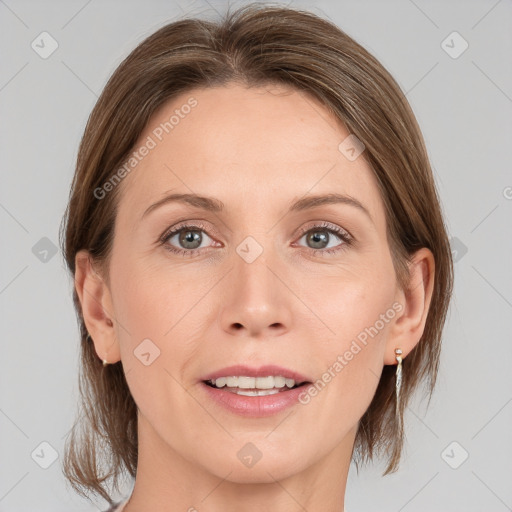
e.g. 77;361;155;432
141;193;225;219
290;193;372;222
141;192;373;223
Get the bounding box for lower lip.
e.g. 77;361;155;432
200;382;311;417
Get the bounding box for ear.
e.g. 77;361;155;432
74;249;120;364
384;247;435;365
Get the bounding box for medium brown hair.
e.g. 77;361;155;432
60;2;454;505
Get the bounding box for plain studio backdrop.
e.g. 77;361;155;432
1;0;511;511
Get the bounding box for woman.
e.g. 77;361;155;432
60;3;453;511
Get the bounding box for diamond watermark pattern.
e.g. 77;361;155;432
237;442;263;468
441;441;469;469
338;134;365;161
449;236;468;263
134;338;161;366
236;236;263;264
31;441;59;469
31;31;59;59
32;237;58;263
441;31;469;59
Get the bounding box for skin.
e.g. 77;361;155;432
75;82;434;512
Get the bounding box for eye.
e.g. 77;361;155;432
294;221;352;256
160;222;218;257
158;220;353;258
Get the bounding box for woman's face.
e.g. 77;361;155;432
103;83;406;482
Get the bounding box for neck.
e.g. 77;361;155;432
123;414;355;512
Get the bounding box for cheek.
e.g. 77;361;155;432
109;252;213;374
302;260;397;409
108;257;201;420
307;254;397;346
111;265;167;337
110;241;197;331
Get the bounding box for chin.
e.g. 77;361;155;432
201;444;308;484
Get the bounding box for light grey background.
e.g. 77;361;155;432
1;0;511;511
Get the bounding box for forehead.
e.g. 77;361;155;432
116;83;386;229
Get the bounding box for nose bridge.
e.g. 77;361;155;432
219;235;292;336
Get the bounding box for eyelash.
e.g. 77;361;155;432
158;221;353;258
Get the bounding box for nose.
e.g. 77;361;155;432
219;249;293;338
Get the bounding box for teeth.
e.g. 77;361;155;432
234;389;281;396
215;377;228;388
209;376;298;389
274;376;286;388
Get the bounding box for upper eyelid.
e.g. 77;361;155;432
296;221;351;238
160;220;212;238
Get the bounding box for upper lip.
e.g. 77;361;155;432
201;365;311;384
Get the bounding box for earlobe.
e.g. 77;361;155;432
74;250;121;364
384;247;435;365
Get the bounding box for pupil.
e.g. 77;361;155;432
179;230;202;249
308;231;328;249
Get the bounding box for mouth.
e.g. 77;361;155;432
202;377;311;396
199;365;313;417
